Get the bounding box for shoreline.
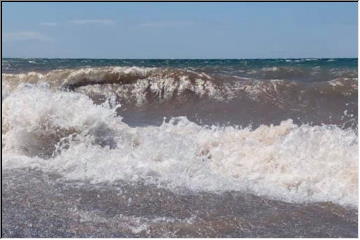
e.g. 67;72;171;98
2;169;358;238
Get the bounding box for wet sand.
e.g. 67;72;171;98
2;169;357;238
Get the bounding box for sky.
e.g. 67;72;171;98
2;2;358;59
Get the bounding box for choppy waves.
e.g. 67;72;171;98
2;81;358;207
3;66;357;128
2;66;357;103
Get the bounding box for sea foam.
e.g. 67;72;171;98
2;84;358;207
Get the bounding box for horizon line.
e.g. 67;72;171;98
2;57;358;60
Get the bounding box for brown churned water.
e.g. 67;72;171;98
2;169;358;237
2;59;358;237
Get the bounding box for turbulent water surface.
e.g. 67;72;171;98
2;58;358;237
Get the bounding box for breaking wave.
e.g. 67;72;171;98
3;66;357;128
2;66;357;102
2;84;358;208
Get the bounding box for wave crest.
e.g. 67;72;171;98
3;66;357;103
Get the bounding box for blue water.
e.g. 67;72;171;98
2;57;357;73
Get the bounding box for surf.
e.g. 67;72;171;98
2;84;358;208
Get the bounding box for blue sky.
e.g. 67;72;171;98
2;2;358;58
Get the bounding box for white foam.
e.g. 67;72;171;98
2;85;358;208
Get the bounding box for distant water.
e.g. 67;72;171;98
2;58;358;237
